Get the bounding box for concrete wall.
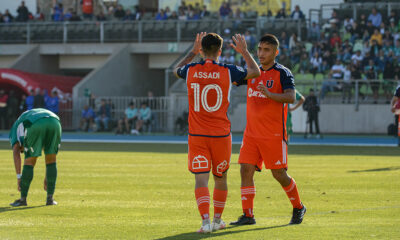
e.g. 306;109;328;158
0;56;18;68
291;104;394;134
59;55;108;69
10;45;61;75
131;54;165;96
72;46;165;98
148;54;181;69
230;103;393;134
73;44;132;98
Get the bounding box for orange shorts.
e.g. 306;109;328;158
238;135;288;170
188;134;231;177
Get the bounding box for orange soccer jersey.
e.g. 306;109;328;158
238;63;295;170
177;59;247;176
177;59;247;137
244;63;295;141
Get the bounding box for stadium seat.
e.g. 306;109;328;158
121;22;139;42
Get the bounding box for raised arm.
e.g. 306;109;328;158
230;34;260;80
174;32;207;78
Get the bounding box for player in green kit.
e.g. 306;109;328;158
9;108;61;207
287;90;305;142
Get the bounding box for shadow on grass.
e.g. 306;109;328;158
348;166;400;173
0;205;46;213
155;224;289;240
1;141;399;156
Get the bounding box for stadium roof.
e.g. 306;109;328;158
0;68;82;95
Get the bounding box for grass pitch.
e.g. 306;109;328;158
0;142;399;240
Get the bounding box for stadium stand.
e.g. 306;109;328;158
1;0;399;134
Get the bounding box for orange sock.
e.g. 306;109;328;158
241;186;255;217
283;178;302;209
213;188;227;219
195;187;210;220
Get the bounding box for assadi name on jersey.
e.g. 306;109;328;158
176;59;247;137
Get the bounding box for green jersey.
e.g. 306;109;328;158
287;91;303;133
9;108;60;147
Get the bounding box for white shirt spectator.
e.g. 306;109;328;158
331;64;345;79
351;53;363;65
343;18;354;29
220;54;235;64
343;68;351;83
310;56;322;68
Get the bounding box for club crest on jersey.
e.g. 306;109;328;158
266;80;274;88
193;72;220;79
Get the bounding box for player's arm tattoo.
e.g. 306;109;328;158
175;51;196;69
173;51;197;78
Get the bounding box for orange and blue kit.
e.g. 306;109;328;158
177;59;247;176
236;63;295;170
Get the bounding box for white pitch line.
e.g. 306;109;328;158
0;138;397;147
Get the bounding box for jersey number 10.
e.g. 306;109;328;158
191;83;223;112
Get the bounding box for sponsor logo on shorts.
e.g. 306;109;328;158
216;160;228;174
275;160;281;165
192;155;209;170
241;196;247;200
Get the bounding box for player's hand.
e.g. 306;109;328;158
257;82;270;97
192;32;207;55
44;178;47;191
288;107;294;112
391;106;396;113
230;34;248;55
17;179;21;192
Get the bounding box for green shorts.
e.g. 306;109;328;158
287;112;293;135
24;117;62;159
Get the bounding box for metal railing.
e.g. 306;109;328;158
58;79;399;131
319;2;400;25
292;79;399;111
0;19;305;44
65;96;170;131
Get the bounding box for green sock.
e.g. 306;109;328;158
20;165;34;198
46;162;57;196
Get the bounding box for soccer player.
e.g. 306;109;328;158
287;90;305;142
174;32;260;233
9;108;61;207
230;34;306;226
391;84;400;146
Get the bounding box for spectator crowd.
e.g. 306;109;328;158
2;2;400;105
80;92;154;134
1;1;304;23
0;87;60;130
214;6;400;104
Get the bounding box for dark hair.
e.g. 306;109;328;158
201;33;223;56
259;34;279;49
